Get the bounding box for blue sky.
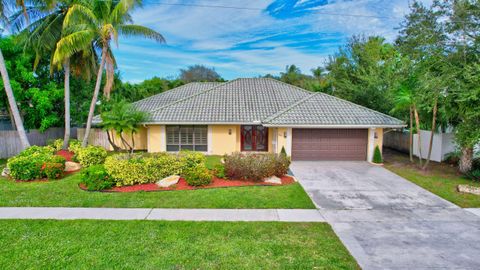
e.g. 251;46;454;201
114;0;431;82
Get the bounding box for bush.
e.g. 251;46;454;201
68;139;82;161
373;146;383;164
444;150;461;165
183;164;212;186
280;146;287;157
48;139;64;152
465;169;480;181
7;146;60;181
81;165;114;191
213;163;226;178
223;153;291;181
76;146;107;167
179;150;206;171
104;153;183;186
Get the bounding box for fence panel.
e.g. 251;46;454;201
0;128;78;159
383;130;410;153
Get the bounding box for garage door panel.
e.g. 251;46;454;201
292;129;367;161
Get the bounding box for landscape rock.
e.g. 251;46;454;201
156;175;180;187
1;167;9;177
457;185;480;195
64;161;82;172
264;175;282;184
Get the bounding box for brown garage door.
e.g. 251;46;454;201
292;129;368;161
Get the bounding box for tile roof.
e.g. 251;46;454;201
262;93;404;127
94;78;404;127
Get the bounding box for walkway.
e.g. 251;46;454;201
0;207;324;222
292;161;480;270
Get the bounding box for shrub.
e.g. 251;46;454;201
68;139;82;161
178;150;206;171
7;146;61;181
213;163;226;178
81;165;114;191
280;146;287;157
43;162;65;180
444;150;461;165
104;153;183;186
224;152;291;181
48;139;64;152
183;164;212;186
373;146;383;164
76;146;107;167
18;145;54;157
465;169;480;181
7;155;45;180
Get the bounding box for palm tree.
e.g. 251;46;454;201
20;0;97;150
54;0;165;147
0;0;31;149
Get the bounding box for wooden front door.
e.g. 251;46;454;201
241;125;268;151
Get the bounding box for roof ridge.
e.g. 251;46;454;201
263;77;315;95
147;79;236;114
315;91;403;123
263;92;319;123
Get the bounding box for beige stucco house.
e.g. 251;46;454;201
92;78;404;161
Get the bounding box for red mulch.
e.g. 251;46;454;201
80;175;296;193
56;150;74;162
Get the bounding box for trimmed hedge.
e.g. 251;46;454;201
7;146;65;181
183;163;212;186
76;146;107;167
224;152;291;181
81;165;114;191
373;146;383;164
105;153;183;186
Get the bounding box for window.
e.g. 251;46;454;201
166;125;208;152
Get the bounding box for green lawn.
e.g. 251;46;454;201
0;171;315;208
0;220;358;269
205;155;222;170
384;149;480;208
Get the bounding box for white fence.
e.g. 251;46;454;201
0;128;77;159
384;130;457;162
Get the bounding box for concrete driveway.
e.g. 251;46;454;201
291;161;480;270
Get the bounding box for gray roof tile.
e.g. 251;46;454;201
94;78;404;127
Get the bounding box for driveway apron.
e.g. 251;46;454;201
292;161;480;270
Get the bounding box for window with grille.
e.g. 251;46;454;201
166;125;208;152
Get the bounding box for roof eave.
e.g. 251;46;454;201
262;124;407;129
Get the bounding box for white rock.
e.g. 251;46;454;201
65;161;81;172
1;167;9;177
264;175;282;184
156;175;180;187
458;185;480;195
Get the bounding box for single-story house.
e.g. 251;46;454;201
92;78;404;161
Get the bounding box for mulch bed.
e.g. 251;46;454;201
56;150;75;162
79;175;296;193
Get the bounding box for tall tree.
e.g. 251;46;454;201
0;0;31;149
54;0;165;147
179;64;222;82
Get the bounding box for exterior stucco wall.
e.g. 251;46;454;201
367;128;383;162
274;127;290;155
210;125;238;155
147;125;165;153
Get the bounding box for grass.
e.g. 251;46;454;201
0;220;358;269
384;149;480;208
0;171;315;208
205;155;222;170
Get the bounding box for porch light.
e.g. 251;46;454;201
228;129;232;135
374;132;378;139
284;131;287;138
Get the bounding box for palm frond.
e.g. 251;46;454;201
53;29;95;64
64;3;96;29
117;24;165;43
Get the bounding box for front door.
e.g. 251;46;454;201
241;125;268;151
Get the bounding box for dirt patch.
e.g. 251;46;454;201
80;175;296;193
56;150;75;162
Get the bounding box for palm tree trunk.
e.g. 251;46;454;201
413;104;423;167
82;46;108;147
106;130;121;151
0;48;30;149
422;96;438;170
62;58;71;150
409;106;413;163
459;147;473;174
